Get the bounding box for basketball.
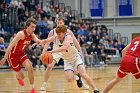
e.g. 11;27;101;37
40;52;53;65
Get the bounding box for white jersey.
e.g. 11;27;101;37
52;28;61;49
54;33;78;61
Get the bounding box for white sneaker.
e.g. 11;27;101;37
40;83;46;91
35;65;39;68
40;65;45;68
82;83;89;90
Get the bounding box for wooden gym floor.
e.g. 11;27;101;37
0;65;140;93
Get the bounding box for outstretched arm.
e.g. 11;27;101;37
31;34;41;43
42;30;54;53
0;31;24;66
31;32;54;48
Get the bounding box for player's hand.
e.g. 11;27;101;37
0;58;6;66
31;43;38;48
48;51;52;53
39;40;46;47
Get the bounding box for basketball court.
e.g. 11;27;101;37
0;65;140;93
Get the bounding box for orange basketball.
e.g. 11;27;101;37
40;52;53;65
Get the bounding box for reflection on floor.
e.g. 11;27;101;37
0;65;140;93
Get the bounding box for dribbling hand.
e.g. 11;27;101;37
47;51;53;54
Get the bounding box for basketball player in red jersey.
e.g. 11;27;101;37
0;18;43;93
102;36;140;93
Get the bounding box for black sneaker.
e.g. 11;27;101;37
76;73;83;88
93;90;99;93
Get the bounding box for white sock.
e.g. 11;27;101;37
30;84;34;89
75;75;79;80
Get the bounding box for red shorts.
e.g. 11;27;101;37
7;52;28;72
117;55;140;79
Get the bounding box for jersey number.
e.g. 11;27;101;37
131;41;139;51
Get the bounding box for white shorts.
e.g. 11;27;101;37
64;53;84;71
52;52;62;63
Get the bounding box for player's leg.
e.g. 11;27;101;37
40;53;61;91
22;59;36;93
64;68;84;88
102;76;122;93
40;59;56;91
7;53;25;86
77;64;99;93
64;70;75;82
64;61;83;88
74;68;89;89
44;60;56;82
102;56;128;93
16;70;25;86
76;53;99;93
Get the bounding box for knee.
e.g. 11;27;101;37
26;65;34;73
17;72;25;79
80;73;87;78
66;77;73;82
21;74;25;79
65;75;74;82
47;61;55;70
47;64;54;70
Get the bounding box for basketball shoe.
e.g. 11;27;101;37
93;90;99;93
40;83;47;91
16;75;24;86
76;73;83;88
30;88;37;93
82;83;89;90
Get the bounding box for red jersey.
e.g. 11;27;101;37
126;36;140;58
11;29;32;54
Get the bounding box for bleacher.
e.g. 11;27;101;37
0;0;129;69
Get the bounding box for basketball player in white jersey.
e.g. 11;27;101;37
40;17;89;91
41;25;99;93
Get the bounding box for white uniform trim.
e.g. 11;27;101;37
8;52;20;68
133;58;140;75
118;69;128;74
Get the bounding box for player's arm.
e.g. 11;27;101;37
31;33;52;47
0;31;24;65
51;36;72;53
67;29;82;54
122;43;131;57
42;30;54;53
31;34;41;43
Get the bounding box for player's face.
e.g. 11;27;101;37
56;20;64;27
57;32;66;41
27;23;36;34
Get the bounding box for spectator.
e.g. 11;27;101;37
0;37;6;58
43;3;50;14
48;16;54;30
81;44;93;66
77;25;86;36
34;45;45;68
25;44;37;68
